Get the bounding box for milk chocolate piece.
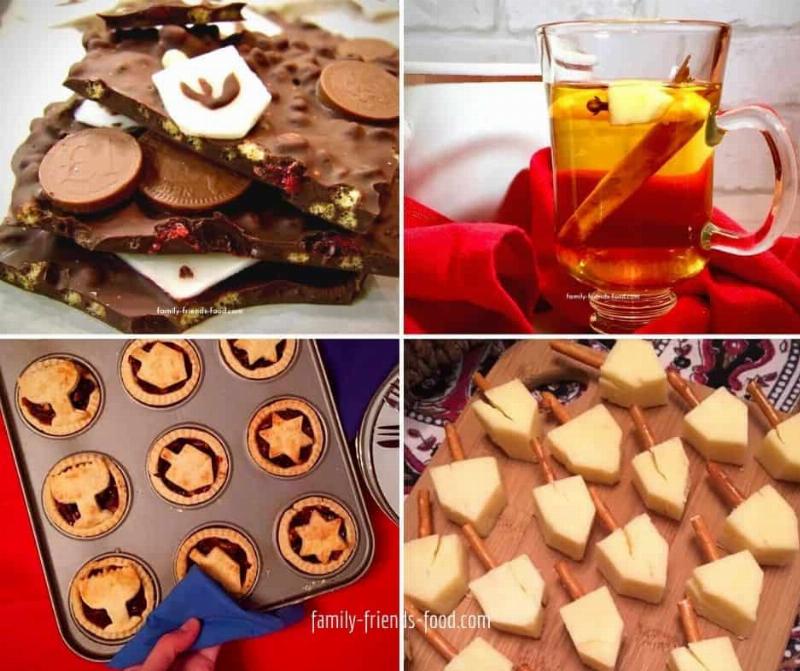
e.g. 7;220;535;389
335;38;397;62
0;226;364;333
65;21;398;232
11;101;397;276
99;2;245;30
139;131;251;211
318;61;398;122
39;128;142;214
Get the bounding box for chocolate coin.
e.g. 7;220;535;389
318;61;399;122
138;132;251;212
335;38;397;62
38;128;142;214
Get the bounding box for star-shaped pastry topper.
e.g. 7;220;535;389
259;413;313;464
161;444;214;492
131;343;189;389
295;510;348;563
234;339;282;366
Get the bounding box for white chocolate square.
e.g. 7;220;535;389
599;339;667;408
404;534;469;615
631;437;690;521
531;475;596;561
683;387;748;465
668;637;742;671
559;586;624;671
757;412;800;482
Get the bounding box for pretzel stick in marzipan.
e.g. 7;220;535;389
444;422;465;461
747;379;781;429
667;370;700;408
417;489;433;538
690;514;721;562
404;598;458;661
630;405;656;450
550;341;604;369
706;462;746;508
678;598;701;644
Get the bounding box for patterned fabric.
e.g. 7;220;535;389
404;339;800;667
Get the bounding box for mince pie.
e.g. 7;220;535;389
247;398;325;477
278;496;357;575
148;427;229;506
120;340;201;407
17;356;101;436
44;453;129;538
70;555;156;641
219;339;297;380
175;526;259;598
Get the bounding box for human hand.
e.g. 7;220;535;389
124;618;220;671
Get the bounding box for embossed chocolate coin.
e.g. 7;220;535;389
318;61;399;122
38;128;142;213
336;38;397;62
138;132;251;212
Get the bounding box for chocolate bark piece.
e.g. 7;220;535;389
0;226;364;333
64;21;399;233
11;100;397;276
99;2;245;30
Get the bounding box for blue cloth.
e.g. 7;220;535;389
108;567;304;669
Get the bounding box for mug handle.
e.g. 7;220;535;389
704;105;798;255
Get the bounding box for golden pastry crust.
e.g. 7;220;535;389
246;397;325;477
70;555;156;641
120;340;202;407
219;339;297;380
175;526;259;598
278;496;357;576
44;453;129;539
16;356;101;437
147;427;229;506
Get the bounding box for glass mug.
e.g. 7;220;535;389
537;20;798;333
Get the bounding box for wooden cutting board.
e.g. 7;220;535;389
404;340;800;671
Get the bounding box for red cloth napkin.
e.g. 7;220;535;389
405;148;800;333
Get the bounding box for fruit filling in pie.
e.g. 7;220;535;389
70;556;155;641
220;339;297;380
17;357;101;436
45;453;128;538
121;340;201;406
148;427;229;506
176;527;258;597
278;496;357;575
247;398;325;476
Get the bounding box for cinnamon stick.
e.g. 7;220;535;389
630;405;656;450
690;514;721;563
589;485;619;533
473;372;491;394
532;438;556;483
678;598;701;644
706;462;746;509
667;370;700;409
444;422;465;461
462;523;498;571
747;379;781;430
417;489;433;538
550;341;605;369
404;598;458;661
542;391;571;425
555;560;586;600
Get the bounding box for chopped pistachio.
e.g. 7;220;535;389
287;252;310;264
238;142;265;162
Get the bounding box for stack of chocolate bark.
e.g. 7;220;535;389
0;1;398;332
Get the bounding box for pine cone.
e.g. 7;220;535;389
404;340;479;393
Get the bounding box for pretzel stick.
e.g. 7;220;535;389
542;391;571;425
630;405;656;450
473;372;491;394
417;490;433;538
555;560;587;600
404;598;458;661
747;379;781;429
589;485;620;533
706;462;746;508
444;422;465;461
550;341;604;369
690;514;721;562
532;438;556;483
678;598;701;644
462;523;498;571
667;370;700;409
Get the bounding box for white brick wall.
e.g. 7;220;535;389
406;0;800;230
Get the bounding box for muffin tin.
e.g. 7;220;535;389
0;339;374;661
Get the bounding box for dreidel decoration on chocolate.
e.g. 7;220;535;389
668;598;743;671
550;339;668;409
685;514;764;638
588;486;669;604
629;405;691;521
460;520;547;638
555;561;624;671
542;391;622;485
429;423;507;537
404;599;535;671
748;379;800;482
667;370;749;465
705;461;799;566
403;489;469;615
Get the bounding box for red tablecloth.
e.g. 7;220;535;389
0;415;398;671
